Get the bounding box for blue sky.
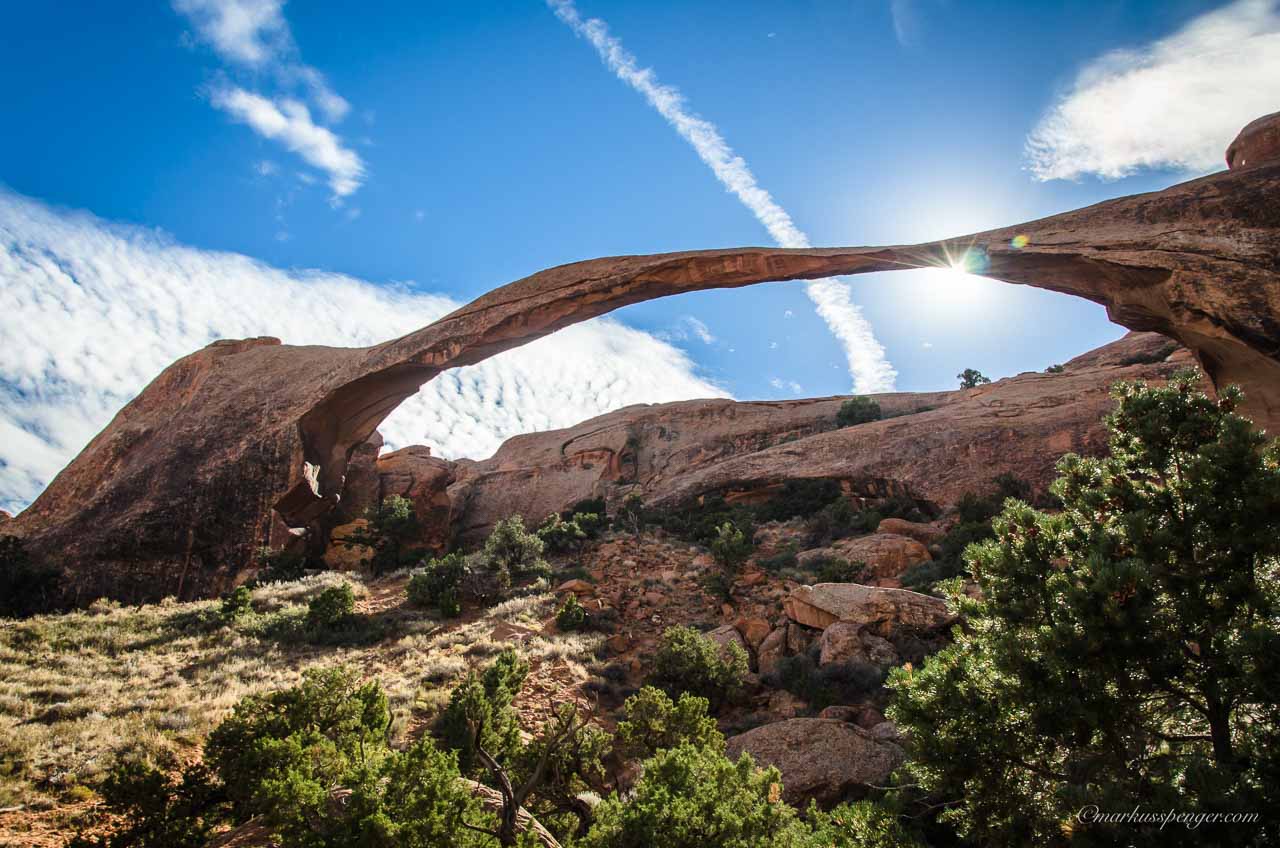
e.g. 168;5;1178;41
3;0;1278;511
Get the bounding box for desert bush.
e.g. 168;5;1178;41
756;545;799;573
890;373;1280;846
537;512;588;554
304;584;355;631
616;686;723;760
803;800;924;848
754;478;844;523
219;586;252;622
253;546;307;584
479;516;549;589
650;626;748;711
709;521;753;571
204;666;388;816
1045;363;1065;374
836;396;883;427
407;552;466;616
766;653;885;710
343;494;422;575
580;744;807;848
555;593;587;631
68;761;225;848
435;648;528;774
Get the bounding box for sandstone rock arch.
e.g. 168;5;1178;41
11;118;1280;602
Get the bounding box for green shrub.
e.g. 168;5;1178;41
803;800;924;848
757;545;799;573
69;761;225;848
253;546;307;583
766;654;885;710
555;593;587;631
614;492;647;537
754;479;844;523
957;368;991;389
205;666;387;815
219;586;253;622
537;512;588;554
480;516;549;589
407;552;466;615
435;648;528;773
807;556;867;584
0;535;59;618
343;494;422;575
1045;363;1065;374
710;521;753;571
651;626;748;711
649;493;756;548
889;373;1280;845
836;396;883;427
581;744;807;848
616;686;723;760
305;584;356;631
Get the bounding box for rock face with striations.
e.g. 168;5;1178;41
7;116;1280;603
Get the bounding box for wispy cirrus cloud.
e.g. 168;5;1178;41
547;0;896;394
210;88;364;197
1027;0;1280;181
173;0;364;198
0;189;727;514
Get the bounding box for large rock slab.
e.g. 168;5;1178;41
785;583;954;633
802;533;931;580
10;116;1280;603
726;718;905;806
875;518;946;546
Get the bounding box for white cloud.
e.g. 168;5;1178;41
174;0;350;122
0;189;728;514
211;88;365;198
890;0;921;46
922;341;933;349
1027;0;1280;181
769;377;802;394
548;0;896;394
173;0;287;66
783;309;793;318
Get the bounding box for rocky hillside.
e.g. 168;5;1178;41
328;331;1192;561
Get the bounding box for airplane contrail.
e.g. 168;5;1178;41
548;0;896;393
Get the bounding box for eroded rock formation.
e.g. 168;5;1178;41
8;117;1280;602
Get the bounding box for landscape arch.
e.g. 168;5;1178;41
10;117;1280;602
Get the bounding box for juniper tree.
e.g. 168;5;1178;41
889;373;1280;846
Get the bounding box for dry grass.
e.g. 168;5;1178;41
0;572;595;841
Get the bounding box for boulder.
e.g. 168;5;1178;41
868;721;902;743
756;626;788;676
785;583;954;633
861;633;900;667
556;579;595;596
707;624;749;662
828;533;931;580
818;622;867;666
734;617;773;649
726;719;905;806
322;520;371;571
875;518;946;546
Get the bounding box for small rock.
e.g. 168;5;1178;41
734;617;772;649
721;602;735;618
868;721;902;742
757;626;788;676
767;689;807;719
642;591;664;606
557;579;594;595
818;705;860;722
606;634;631;654
819;621;868;666
860;633;899;667
854;706;886;729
